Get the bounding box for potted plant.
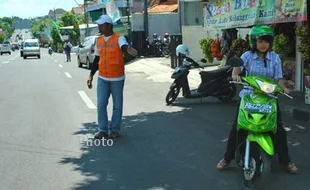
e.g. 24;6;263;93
273;33;291;61
199;38;213;63
231;37;246;57
295;25;310;61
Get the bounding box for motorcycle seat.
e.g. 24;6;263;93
199;66;230;77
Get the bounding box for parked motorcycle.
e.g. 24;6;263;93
162;33;171;58
145;37;151;57
165;44;236;105
152;34;163;57
227;56;293;190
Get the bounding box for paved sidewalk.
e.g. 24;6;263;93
126;57;310;123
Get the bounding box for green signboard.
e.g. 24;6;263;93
204;0;307;29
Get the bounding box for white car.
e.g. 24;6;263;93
0;44;11;55
23;39;41;59
77;35;98;69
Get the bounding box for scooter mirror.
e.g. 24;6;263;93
227;56;243;67
200;59;207;63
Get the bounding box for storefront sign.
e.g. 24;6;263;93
204;0;307;29
257;0;307;24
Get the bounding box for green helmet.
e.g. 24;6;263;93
249;25;274;50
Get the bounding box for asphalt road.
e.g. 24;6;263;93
0;50;309;190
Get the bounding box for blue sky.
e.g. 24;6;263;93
0;0;84;18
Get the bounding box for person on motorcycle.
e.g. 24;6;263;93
48;45;53;55
216;25;298;174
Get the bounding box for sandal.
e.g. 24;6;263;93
217;158;230;171
286;162;298;174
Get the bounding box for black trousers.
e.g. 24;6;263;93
224;102;291;165
66;52;71;61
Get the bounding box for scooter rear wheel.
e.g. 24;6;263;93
165;86;180;105
218;83;236;102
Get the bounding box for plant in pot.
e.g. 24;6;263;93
199;38;214;63
273;33;290;61
296;25;310;62
231;37;246;57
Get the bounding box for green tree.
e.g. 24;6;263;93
0;33;6;43
59;12;81;45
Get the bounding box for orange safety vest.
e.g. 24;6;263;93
96;33;124;78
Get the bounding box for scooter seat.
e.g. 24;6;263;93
199;66;230;77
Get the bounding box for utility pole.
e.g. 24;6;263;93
127;0;131;43
144;0;148;38
84;0;89;37
54;9;56;21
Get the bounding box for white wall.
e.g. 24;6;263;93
182;25;218;60
132;13;181;38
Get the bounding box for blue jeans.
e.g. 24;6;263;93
97;78;124;133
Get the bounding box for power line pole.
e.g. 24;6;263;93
84;0;89;37
144;0;148;38
127;0;131;43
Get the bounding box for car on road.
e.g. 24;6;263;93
77;35;99;69
0;44;11;55
23;39;41;59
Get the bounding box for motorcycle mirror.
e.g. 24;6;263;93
227;56;243;67
200;59;207;63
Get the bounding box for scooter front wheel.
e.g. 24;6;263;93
243;146;271;190
165;86;180;105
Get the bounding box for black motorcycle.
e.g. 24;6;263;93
165;57;236;105
48;47;53;55
162;33;171;58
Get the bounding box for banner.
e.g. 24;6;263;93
256;0;307;24
204;0;307;30
102;0;121;23
204;0;258;29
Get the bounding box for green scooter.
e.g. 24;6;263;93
228;57;293;190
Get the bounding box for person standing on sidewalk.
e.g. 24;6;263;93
63;40;72;62
87;14;137;139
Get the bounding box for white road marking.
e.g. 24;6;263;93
59;64;63;68
2;61;9;64
78;91;97;109
65;72;72;78
54;60;58;63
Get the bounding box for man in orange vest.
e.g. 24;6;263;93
87;14;137;139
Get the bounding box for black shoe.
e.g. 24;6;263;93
109;132;120;139
94;131;108;139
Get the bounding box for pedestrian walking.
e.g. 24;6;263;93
63;40;72;62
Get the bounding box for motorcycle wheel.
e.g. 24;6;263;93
218;83;236;102
165;86;180;105
243;146;272;190
163;48;171;58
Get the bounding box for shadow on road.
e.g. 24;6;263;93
59;101;310;190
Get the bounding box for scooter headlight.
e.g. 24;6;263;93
256;79;276;94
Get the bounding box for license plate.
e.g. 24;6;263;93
244;103;272;113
